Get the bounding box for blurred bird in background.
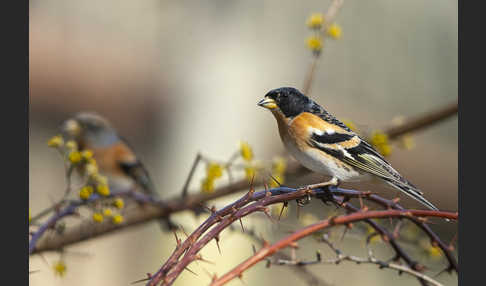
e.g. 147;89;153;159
258;87;439;211
61;111;175;229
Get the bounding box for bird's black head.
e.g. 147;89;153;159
258;87;320;118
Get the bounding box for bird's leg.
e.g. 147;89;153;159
296;177;340;206
300;177;340;191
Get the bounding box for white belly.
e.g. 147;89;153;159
283;139;363;182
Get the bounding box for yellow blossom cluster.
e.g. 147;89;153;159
370;131;392;157
47;133;126;230
269;157;287;188
201;162;225;194
240;141;253;162
47;135;64;148
92;209;124;224
113;197;124;209
92;212;104;223
112;214;124;224
305;12;342;55
79;186;94;200
306;13;324;29
52;260;67;277
327;23;342;39
47;134;112;200
103;208;113;217
239;141;263;183
420;238;442;260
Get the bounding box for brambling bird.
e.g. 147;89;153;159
61;112;176;229
258;87;438;210
61;112;157;197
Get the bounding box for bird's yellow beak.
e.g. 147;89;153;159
62;119;81;137
257;97;277;109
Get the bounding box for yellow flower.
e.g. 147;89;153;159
47;135;64;148
244;166;257;182
207;162;224;180
79;186;93;200
52;260;67;277
201;177;215;194
81;150;93;160
327;23;342;39
370;131;392;157
306;13;324;29
240;141;254;162
370;131;388;146
269;174;284;188
426;245;442;259
103;208;113;217
112;214;124;224
419;238;442;260
65;140;78;150
92;212;104;223
272;157;287;175
378;144;392;157
306;36;323;53
341;119;357;132
68;151;82;164
113;198;125;209
96;184;110;196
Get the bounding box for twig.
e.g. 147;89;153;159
181;153;202;198
385;101;458;139
302;0;344;95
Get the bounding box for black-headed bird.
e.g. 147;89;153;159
257;87;438;210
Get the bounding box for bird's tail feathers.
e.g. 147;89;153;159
385;181;439;211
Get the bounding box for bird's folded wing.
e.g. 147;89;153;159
119;160;157;196
308;129;422;194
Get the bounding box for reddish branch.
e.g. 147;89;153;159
211;209;457;286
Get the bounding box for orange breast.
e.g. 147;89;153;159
87;142;137;177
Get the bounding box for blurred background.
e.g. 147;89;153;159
29;0;458;285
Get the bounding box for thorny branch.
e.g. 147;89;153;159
144;184;457;286
210;208;456;286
